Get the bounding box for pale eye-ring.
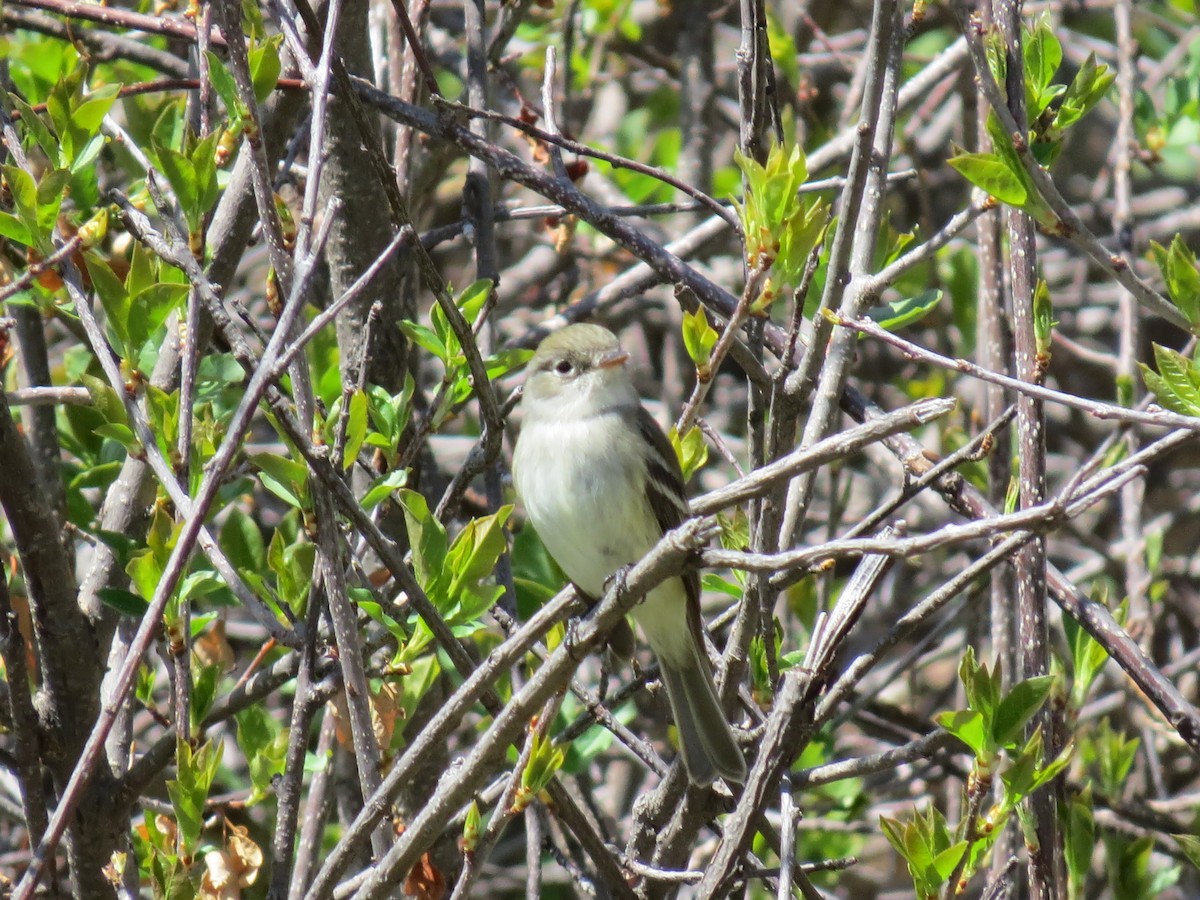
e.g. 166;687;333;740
554;359;572;375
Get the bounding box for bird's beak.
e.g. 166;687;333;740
597;349;630;369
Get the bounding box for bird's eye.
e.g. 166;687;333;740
554;360;573;375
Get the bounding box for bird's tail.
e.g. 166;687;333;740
656;639;747;786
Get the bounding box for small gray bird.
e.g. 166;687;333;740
513;323;746;786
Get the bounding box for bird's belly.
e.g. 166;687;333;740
516;419;658;598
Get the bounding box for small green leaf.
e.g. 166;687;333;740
668;424;708;482
398;489;450;602
0;212;34;247
97;587;150;617
357;468;410;511
445;506;514;622
190;662;222;728
166;739;223;853
1165;234;1200;325
865;289;943;332
343;388;368;470
155;139;198;208
69;88;119;142
993;674;1055;748
519;731;567;803
457;278;494;326
1064;592;1115;709
249;36;283;104
80;373;129;427
205;51;246;122
1065;786;1095;896
681;308;719;369
932;841;969;881
935;708;990;760
34;168;71;234
1056;53;1116;132
1089;717;1139;794
1142;344;1200;416
399;320;448;363
947;152;1028;206
1033;279;1054;360
1023;17;1062;111
236;705;287;804
93;423;138;451
3;165;37;221
84;254;133;354
10;96;58;162
1172;833;1200;873
252;452;310;509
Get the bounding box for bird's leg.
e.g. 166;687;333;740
564;616;586;662
602;563;633;598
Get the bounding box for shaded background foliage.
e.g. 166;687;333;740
0;0;1199;897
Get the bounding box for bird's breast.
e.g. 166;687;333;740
514;414;660;598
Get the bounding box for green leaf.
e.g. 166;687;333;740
10;96;59;162
126;242;158;297
34;168;70;234
69;88;119;144
272;537;315;613
681;307;719;370
204;51;246;122
0;212;34;247
1064;594;1113;709
178;571;223;604
1023;17;1062;112
3;165;37;223
932;841;969;881
166;739;223;854
483;347;531;381
190;662;221;728
84;254;133;354
190;131;221;224
398;489;449;602
1089;717;1139;794
519;731;567;801
249;36;283;104
1056;53;1116;132
2;165;54;251
865;289;943;332
97;587;150;617
1164;234;1200;326
93;422;138;451
993;674;1055;748
144;385;179;458
947;152;1028;206
935;709;990;760
457;278;494;326
155;131;222;231
1141;344;1200;416
399;320;448;363
1065;786;1095;897
80;373;128;427
732;140;820;296
342;388;368;470
155;140;200;218
445;506;513;622
1172;833;1200;873
1033;279;1054;359
668;424;708;481
958;647;1000;723
252;452;310;509
360;469;409;511
236;705;287;804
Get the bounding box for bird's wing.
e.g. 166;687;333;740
634;406;702;613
